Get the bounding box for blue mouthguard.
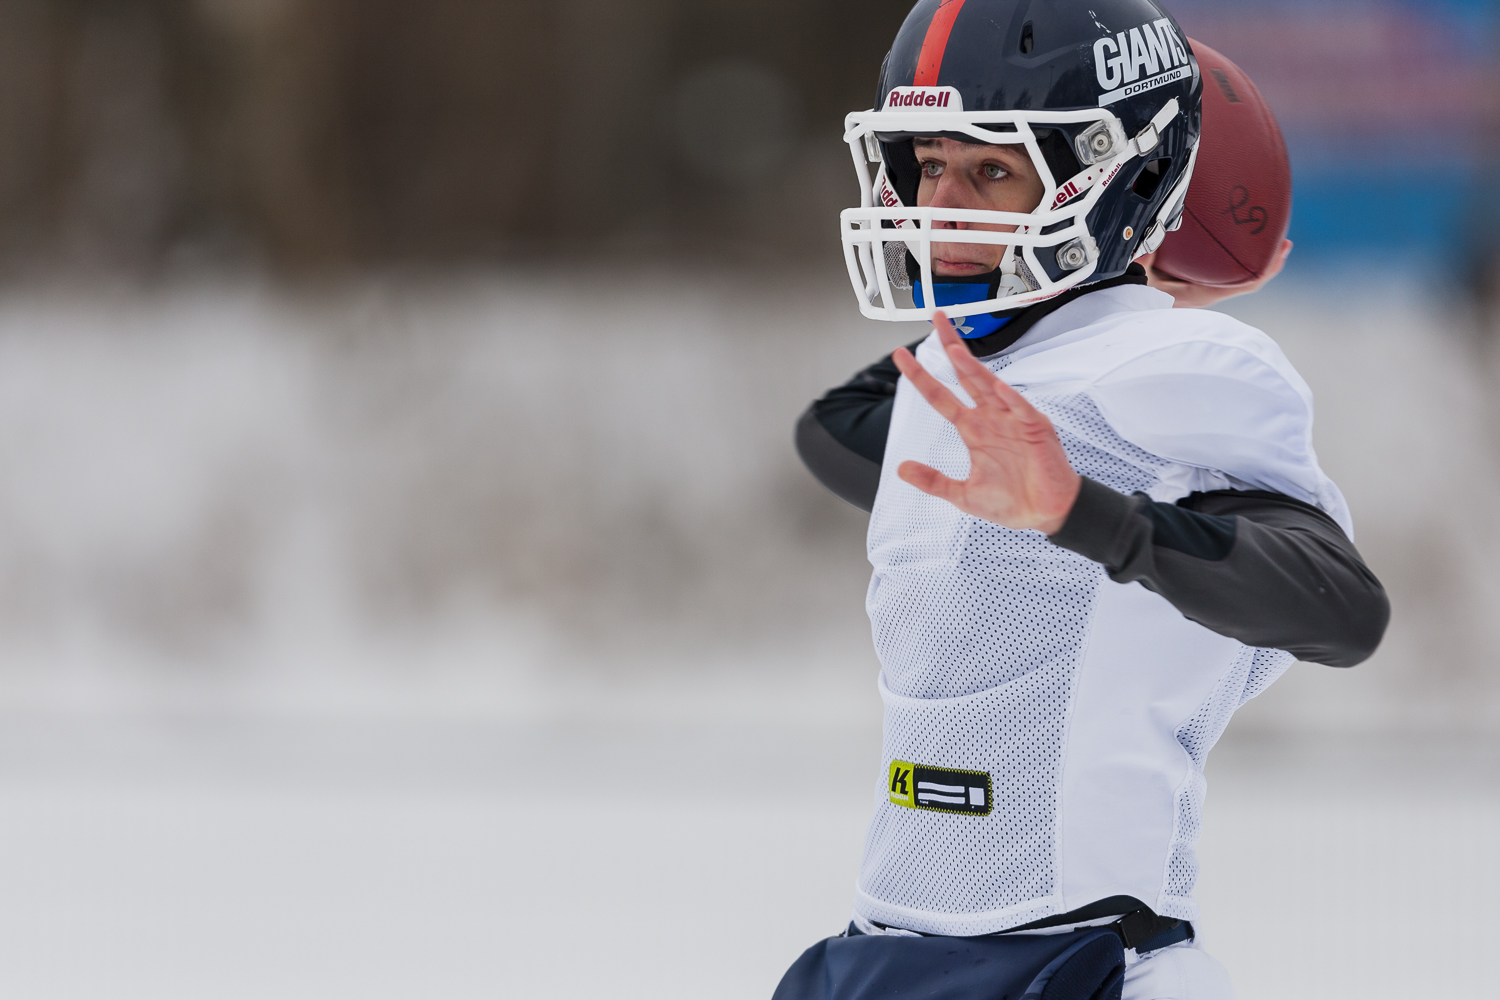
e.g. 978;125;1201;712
912;280;1014;339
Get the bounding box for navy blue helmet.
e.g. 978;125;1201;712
841;0;1203;336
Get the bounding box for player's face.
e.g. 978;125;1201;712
913;138;1044;278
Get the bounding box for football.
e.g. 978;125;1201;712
1151;40;1292;287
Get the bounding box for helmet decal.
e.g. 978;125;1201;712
1094;19;1193;106
913;0;968;86
884;86;963;110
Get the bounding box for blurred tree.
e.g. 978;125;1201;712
0;0;193;274
0;0;61;267
0;0;914;276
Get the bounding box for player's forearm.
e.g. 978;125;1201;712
795;408;883;512
1049;478;1389;667
794;347;912;512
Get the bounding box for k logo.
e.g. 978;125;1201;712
888;760;991;815
887;761;915;808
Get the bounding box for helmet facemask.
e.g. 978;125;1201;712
841;91;1186;328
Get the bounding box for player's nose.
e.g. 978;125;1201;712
927;173;976;229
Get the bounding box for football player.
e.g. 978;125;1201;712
777;3;1388;999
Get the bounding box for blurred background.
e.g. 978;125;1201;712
0;1;1495;997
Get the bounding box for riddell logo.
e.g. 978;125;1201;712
1050;180;1082;210
874;171;910;225
1047;161;1121;209
883;86;963;110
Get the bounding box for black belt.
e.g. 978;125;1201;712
1004;895;1193;955
1109;908;1193;954
868;895;1193;955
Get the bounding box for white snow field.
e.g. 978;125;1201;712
0;719;1492;1000
0;272;1493;998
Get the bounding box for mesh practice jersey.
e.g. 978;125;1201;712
857;283;1346;936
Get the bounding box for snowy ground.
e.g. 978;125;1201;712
0;271;1495;997
0;716;1492;1000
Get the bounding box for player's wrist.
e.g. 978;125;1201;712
1037;473;1083;536
1046;477;1141;568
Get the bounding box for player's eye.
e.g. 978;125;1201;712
921;161;944;178
983;163;1009;180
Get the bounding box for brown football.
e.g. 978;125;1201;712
1152;40;1292;287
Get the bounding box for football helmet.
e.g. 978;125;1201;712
842;0;1203;335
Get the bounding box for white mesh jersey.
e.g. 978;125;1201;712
857;284;1348;936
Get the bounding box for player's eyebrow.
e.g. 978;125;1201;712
912;137;1022;159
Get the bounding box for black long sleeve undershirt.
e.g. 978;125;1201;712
796;350;1390;668
793;342;915;511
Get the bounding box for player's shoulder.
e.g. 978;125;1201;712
1004;290;1307;405
1093;299;1274;351
1079;306;1315;442
1087;305;1309;401
1010;290;1318;472
999;287;1343;524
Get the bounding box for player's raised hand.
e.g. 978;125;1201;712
891;312;1081;535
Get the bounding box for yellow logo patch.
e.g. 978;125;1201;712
888;760;992;816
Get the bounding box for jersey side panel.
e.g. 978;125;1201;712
1058;575;1243;917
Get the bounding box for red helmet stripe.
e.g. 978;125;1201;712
913;0;967;86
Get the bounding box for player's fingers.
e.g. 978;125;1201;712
955;372;1057;449
893;347;971;424
943;339;1045;430
1261;239;1293;282
984;372;1045;423
933;312;994;391
943;341;1010;410
897;460;963;503
931;310;962;348
933;313;1011;410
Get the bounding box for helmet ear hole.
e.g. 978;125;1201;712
1132;157;1172;200
1019;22;1034;54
